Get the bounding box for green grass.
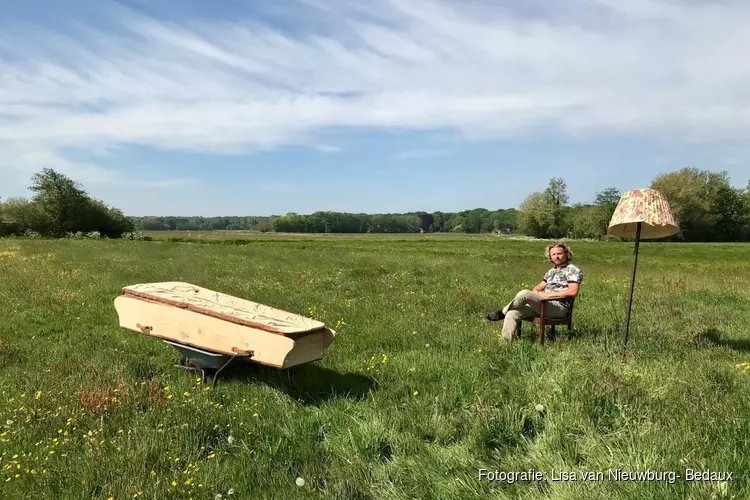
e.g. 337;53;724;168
0;235;749;499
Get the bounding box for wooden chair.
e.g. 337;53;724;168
527;297;577;345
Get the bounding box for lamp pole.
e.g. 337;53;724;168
621;222;642;363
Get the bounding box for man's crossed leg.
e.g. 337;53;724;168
486;289;567;340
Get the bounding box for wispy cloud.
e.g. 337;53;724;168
1;0;750;182
312;145;341;153
0;143;196;188
391;149;455;160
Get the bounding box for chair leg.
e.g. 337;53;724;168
539;302;546;345
538;320;545;345
550;325;556;341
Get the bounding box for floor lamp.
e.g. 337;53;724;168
607;189;678;362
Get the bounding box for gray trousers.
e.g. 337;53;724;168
501;290;568;340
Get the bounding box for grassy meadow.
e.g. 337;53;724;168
0;234;749;499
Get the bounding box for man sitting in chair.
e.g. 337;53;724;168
485;242;583;341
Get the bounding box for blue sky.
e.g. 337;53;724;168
1;0;749;217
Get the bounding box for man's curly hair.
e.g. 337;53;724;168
545;242;573;263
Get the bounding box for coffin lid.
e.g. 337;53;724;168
122;282;325;336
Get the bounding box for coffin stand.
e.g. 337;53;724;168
114;282;336;380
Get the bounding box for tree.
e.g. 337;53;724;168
712;183;748;242
140;217;165;231
518;192;554;238
491;209;518;233
594;187;621;207
650;168;743;241
448;215;466;232
544;178;569;208
569;204;604;239
1;197;53;235
515;178;573;238
593;187;621;236
415;212;434;232
20;168;133;237
542;178;569;238
255;221;271;233
462;208;486;233
29;168;91;237
82;199;134;237
430;212;446;232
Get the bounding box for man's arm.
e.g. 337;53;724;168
532;281;547;293
538;282;580;300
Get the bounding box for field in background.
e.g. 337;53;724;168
1;235;749;499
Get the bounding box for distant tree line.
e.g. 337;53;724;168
267;209;519;234
131;167;750;242
131;215;274;232
128;209;519;234
517;168;750;242
3;167;749;242
0;168;134;238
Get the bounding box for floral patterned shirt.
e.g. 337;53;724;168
543;263;584;305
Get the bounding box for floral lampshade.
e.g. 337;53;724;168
608;188;679;240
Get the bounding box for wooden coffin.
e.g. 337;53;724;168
114;282;336;369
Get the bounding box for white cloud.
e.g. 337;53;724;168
312;145;341;153
0;143;197;190
391;149;455;160
1;0;750;181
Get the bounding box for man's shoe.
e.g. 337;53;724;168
485;310;505;321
